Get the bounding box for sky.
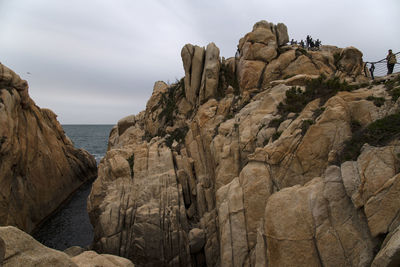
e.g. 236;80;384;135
0;0;399;124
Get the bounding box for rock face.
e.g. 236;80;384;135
0;226;134;266
0;63;97;233
182;43;221;106
88;20;400;266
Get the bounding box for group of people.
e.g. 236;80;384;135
290;35;322;50
369;49;397;79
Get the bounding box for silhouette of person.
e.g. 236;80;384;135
300;40;305;48
369;63;375;80
386;49;397;75
315;39;321;50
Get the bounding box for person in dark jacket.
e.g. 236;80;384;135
386;49;397;75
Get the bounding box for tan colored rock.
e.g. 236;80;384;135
199;43;221;104
144;81;168;136
365;173;400;237
337;46;364;77
242;42;277;63
237;60;265;92
341;160;362;207
117;115;136;136
357;145;398;205
0;64;97;233
64;246;86;257
88;140;191;266
0;226;134;267
0;236;5;265
264;166;374;266
262;49;296;86
181;44;205;105
372;224;400;267
188;228;206;254
238;162;273;249
71;251;134;267
0;226;76;266
216;177;248;267
275;23;289;46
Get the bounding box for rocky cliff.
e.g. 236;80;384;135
0;63;97;233
88;20;400;266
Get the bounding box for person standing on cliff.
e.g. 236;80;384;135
386;49;397;75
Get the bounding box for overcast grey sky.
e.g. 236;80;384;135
1;0;399;124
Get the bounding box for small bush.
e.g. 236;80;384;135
219;62;240;96
127;154;135;178
268;117;285;128
313;107;325;119
339;112;400;162
366;96;385;107
390;87;400;102
350;120;362;133
301;119;314;135
277;75;355;118
333;52;342;67
165;126;189;148
385;80;396;91
272;131;282;141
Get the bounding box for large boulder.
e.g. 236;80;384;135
88;140;191;266
0;63;97;233
0;226;134;267
263;166;374;267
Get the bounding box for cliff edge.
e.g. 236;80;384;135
0;63;97;233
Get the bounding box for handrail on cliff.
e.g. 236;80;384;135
364;51;400;79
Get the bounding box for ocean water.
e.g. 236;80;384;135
33;124;114;251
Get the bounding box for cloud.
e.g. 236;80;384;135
1;0;399;123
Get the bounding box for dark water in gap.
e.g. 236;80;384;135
33;124;114;251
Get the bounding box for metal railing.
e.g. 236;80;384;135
364;52;400;79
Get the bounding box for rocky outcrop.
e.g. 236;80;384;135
0;63;97;233
0;226;134;266
88;20;400;266
182;43;221;106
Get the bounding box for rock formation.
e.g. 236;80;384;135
88;20;400;266
0;226;134;266
0;63;97;233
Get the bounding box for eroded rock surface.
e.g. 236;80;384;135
0;63;97;233
0;226;134;267
88;20;400;266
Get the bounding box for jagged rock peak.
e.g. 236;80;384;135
181;42;221;106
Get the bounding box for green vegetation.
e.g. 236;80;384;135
333;52;342;68
301;119;314;135
218;62;240;96
165;126;189;148
272;131;282;141
158;79;185;125
277;75;355;118
339;112;400;162
383;76;400;102
350;120;362;133
296;47;311;59
268;117;285;128
313;107;325;119
127;154;135;178
390;87;400;102
366;96;385;107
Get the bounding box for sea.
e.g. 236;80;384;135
33;124;114;251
